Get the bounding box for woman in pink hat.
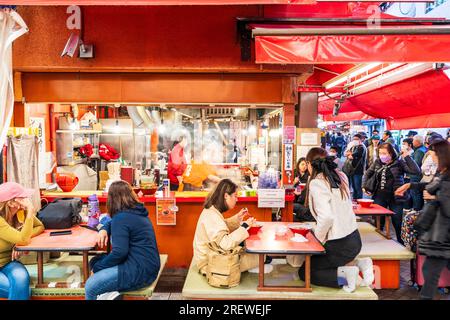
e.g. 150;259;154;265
0;182;44;300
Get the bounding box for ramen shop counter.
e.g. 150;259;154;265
41;191;295;267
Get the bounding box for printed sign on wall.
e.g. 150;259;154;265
284;144;293;171
156;198;177;225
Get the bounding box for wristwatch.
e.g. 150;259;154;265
241;222;249;229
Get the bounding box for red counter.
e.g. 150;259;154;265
41;191;294;267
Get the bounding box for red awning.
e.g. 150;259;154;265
319;70;450;129
1;0;315;4
323;111;374;122
387;113;450;130
255;33;450;64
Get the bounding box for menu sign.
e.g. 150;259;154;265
156;198;177;225
284;144;294;171
257;189;285;208
283;126;296;144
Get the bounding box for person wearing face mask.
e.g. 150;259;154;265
343;134;367;201
395;137;450;300
363;143;421;245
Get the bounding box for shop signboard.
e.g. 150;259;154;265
156;198;177;225
284;144;293;171
257;189;285;208
283;126;296;144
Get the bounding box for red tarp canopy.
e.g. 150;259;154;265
319;70;450;129
255;33;450;64
0;0;316;4
323;111;374;122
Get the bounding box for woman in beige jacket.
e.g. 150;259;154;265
193;179;263;274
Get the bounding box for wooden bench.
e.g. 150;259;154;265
24;254;168;300
182;259;378;300
357;222;415;289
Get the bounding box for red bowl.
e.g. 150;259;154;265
357;199;374;208
289;227;310;237
248;225;262;235
141;187;157;196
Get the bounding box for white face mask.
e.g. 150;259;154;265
329;152;337;157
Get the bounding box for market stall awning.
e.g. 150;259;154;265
254;27;450;64
386;113;450;130
323;111;374;122
319;69;450;129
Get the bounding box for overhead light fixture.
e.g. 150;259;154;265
324;63;381;89
349;63;435;96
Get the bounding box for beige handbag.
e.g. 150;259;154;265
204;242;243;289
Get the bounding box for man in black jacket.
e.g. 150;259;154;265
345;134;367;200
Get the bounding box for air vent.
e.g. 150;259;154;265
205;108;235;118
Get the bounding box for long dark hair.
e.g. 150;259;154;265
305;148;349;206
431;140;450;174
295;157;306;177
107;180;142;217
204;179;238;213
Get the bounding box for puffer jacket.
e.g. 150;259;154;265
416;173;450;259
363;155;421;199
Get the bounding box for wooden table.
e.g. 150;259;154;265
245;222;325;292
353;204;394;239
15;226;98;288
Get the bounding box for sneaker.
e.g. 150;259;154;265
338;266;359;293
355;257;375;287
96;291;123;300
248;264;274;274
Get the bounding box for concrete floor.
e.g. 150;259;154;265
151;260;449;300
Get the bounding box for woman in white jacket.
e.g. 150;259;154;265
297;148;374;292
193;179;268;275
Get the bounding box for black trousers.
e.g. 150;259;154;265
373;193;404;245
420;257;450;300
298;230;362;288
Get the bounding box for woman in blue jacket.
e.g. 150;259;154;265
85;181;160;300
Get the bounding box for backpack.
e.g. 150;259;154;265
201;242;243;289
37;198;82;229
401;210;420;252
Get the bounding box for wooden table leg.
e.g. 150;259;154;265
304;255;311;291
37;252;44;285
83;251;89;284
376;216;381;231
385;216;391;239
258;254;265;290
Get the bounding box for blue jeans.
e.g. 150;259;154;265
84;265;119;300
350;174;363;200
0;261;31;300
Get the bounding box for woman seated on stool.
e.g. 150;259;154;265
87;180;160;300
0;182;44;300
297;148;374;292
193;179;272;274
